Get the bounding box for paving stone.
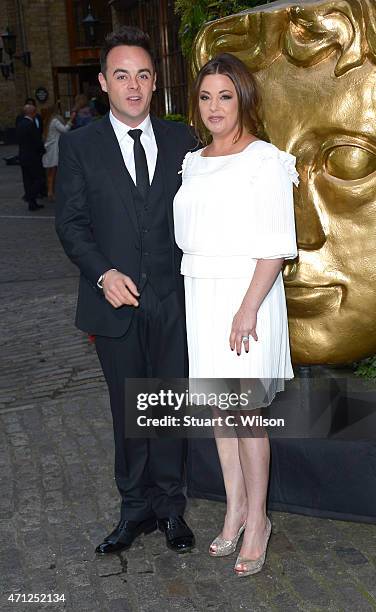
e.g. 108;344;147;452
345;564;376;602
66;586;103;610
100;575;134;599
108;598;136;612
334;546;369;566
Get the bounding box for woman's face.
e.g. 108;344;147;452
198;73;239;138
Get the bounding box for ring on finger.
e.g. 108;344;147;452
241;335;250;343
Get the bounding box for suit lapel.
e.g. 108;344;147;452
95;114;139;234
151;116;176;239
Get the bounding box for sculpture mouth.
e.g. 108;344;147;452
285;284;344;317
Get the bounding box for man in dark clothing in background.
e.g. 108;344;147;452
16;97;43;134
16;104;45;211
16;97;47;200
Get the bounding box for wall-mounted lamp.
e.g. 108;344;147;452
82;4;100;46
0;27;32;79
81;4;101;47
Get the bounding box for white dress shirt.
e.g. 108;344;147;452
109;111;158;185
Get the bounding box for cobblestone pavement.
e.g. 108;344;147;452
0;147;375;612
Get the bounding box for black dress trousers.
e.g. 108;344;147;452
21;160;45;204
95;283;188;521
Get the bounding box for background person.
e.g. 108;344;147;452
71;94;94;129
16;97;46;199
16;97;43;134
42;104;76;200
16;103;46;211
174;53;298;577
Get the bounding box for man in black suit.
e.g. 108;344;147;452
56;26;196;554
16;97;44;134
17;98;47;201
16;104;45;211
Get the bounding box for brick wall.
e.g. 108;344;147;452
0;0;25;133
0;0;70;132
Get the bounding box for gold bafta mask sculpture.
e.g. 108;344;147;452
193;0;376;365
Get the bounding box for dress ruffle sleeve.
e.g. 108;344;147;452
178;151;193;177
247;146;299;260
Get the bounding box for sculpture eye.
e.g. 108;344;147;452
325;145;376;180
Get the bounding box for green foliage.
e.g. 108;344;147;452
163;113;188;123
354;355;376;379
175;0;272;58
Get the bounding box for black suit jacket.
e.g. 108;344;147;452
16;117;45;167
55;113;197;337
16;112;43;134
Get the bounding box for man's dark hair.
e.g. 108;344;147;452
25;97;36;105
100;26;156;75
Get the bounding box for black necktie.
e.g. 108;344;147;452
128;129;150;199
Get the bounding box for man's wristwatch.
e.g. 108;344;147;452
97;268;118;289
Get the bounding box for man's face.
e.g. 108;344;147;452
256;54;376;363
24;104;36;118
98;45;156;127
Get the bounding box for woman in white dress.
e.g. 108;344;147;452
42;105;76;199
173;53;298;576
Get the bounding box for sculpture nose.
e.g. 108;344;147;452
283;169;326;283
294;172;326;251
283;260;298;282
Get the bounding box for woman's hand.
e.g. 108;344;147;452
229;304;258;355
229;258;283;355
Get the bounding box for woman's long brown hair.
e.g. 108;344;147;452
190;52;261;145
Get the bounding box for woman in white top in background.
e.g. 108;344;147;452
173;53;299;577
42;104;76;200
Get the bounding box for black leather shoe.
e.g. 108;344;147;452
95;517;157;554
158;515;195;553
28;201;44;211
103;519;129;543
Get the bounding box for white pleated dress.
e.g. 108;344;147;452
173;140;299;408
